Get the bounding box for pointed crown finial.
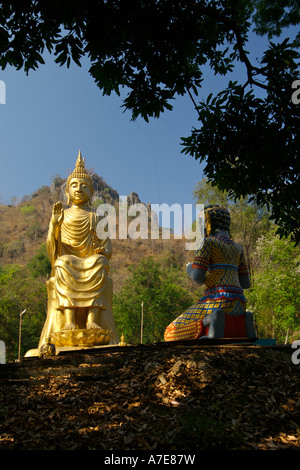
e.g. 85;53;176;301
65;149;93;195
76;149;85;169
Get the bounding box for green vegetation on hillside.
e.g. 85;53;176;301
113;256;196;344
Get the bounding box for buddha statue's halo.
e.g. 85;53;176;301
65;150;94;195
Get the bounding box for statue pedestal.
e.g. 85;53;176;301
25;328;111;357
50;328;111;347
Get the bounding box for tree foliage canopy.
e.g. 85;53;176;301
0;0;299;241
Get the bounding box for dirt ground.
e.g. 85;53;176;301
0;341;300;452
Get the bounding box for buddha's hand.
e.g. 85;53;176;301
52;202;64;229
186;262;193;278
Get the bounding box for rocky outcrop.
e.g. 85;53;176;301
127;191;141;205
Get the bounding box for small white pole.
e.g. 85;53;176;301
285;328;289;345
18;309;26;361
141;302;144;344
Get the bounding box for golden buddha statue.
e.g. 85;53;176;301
27;151;119;355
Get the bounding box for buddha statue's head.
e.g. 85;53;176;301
203;205;231;237
66;151;94;206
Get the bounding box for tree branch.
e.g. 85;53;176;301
193;4;270;92
187;88;201;118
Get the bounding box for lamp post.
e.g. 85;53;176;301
18;309;26;361
141;302;144;344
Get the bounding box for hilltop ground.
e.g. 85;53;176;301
0;341;299;451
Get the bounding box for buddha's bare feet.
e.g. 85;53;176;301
86;321;101;330
63;323;77;330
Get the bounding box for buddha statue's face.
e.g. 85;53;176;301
68;177;92;206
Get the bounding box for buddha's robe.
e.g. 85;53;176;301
39;205;118;346
164;235;249;341
48;206;111;308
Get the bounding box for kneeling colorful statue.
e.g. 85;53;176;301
164;205;256;341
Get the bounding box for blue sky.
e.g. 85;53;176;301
0;27;297;208
0;53;202;207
